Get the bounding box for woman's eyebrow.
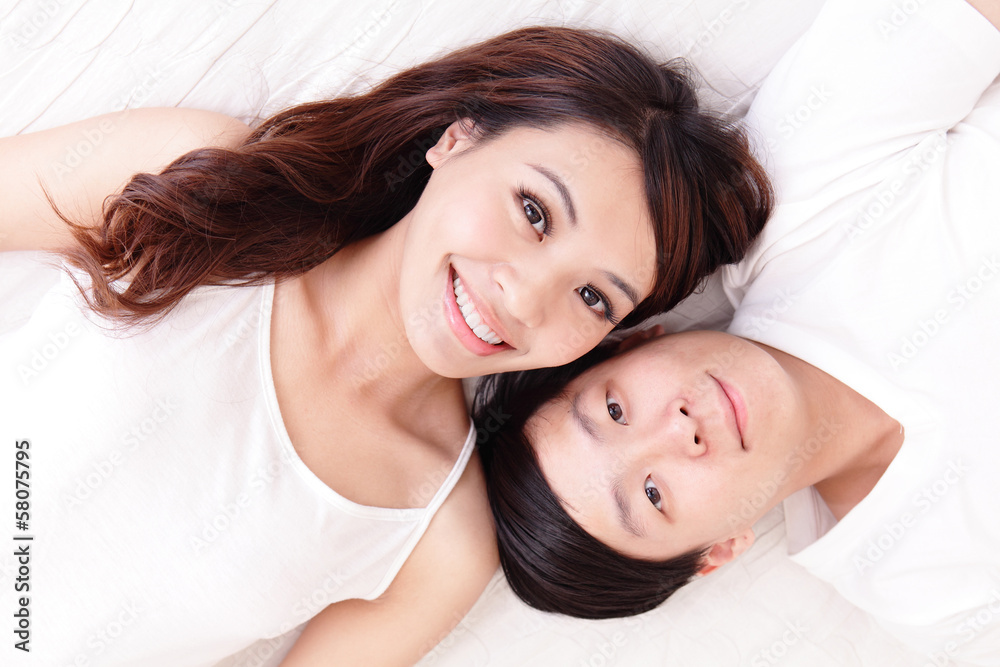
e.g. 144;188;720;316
529;163;577;225
605;272;639;307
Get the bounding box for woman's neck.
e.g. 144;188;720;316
287;218;461;410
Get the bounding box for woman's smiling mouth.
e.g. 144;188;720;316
445;267;512;356
453;275;503;345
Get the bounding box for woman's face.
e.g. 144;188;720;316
397;120;656;378
528;331;813;566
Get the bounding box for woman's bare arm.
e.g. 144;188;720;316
280;456;499;667
0;108;249;253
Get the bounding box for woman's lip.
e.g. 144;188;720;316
454;267;513;345
713;376;748;451
444;267;512;357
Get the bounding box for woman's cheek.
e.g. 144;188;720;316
546;318;609;366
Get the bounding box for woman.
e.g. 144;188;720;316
477;1;1000;664
0;26;770;666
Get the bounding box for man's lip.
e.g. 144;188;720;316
712;375;747;451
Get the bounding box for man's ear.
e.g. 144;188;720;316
426;118;476;168
696;528;755;577
615;324;665;353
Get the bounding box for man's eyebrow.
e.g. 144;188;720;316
612;474;646;538
569;392;645;538
570;391;602;443
530;164;577;227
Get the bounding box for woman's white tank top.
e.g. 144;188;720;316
0;252;476;666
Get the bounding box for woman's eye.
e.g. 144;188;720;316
578;286;620;325
606;396;626;424
578;286;608;315
645;477;662;511
522;196;547;236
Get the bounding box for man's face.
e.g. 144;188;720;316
530;331;816;567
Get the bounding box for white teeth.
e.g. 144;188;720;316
452;276;504;345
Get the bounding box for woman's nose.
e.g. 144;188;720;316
491;262;550;329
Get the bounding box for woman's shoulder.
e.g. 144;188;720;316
387;449;498;590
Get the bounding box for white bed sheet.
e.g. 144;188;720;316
0;1;925;665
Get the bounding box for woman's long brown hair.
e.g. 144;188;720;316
60;26;772;329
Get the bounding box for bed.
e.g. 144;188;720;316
0;1;926;665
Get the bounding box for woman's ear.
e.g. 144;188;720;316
696;528;755;577
426;118;476;168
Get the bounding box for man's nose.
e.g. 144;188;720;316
657;398;704;458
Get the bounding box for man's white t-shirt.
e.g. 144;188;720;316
723;1;1000;664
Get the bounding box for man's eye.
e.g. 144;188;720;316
645;477;662;510
606;396;626;424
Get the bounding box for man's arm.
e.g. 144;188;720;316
967;0;1000;31
0;108;249;253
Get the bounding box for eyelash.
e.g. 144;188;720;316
645;476;663;511
606;394;627;425
518;185;552;238
516;186;619;325
583;286;619;326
